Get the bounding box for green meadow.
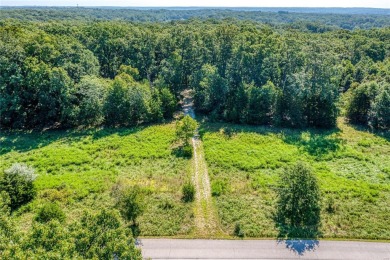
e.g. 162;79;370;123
201;119;390;240
0;123;194;236
1;119;389;240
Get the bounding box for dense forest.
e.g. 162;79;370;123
1;7;390;29
1;16;389;130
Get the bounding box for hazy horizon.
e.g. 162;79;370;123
1;0;389;8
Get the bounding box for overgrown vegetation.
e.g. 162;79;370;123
201;119;390;239
0;8;389;254
0;124;194;243
35;202;66;223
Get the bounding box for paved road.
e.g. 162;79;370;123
138;239;390;260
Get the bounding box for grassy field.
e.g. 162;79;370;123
0;123;194;236
200;118;390;240
1;119;389;240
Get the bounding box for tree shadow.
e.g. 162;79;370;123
90;126;144;140
0;130;73;156
0;126;145;156
282;129;344;158
348;122;390;142
198;122;343;158
278;239;320;256
171;144;193;159
130;223;141;238
275;223;321;256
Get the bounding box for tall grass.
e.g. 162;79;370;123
0;123;193;236
201;118;390;239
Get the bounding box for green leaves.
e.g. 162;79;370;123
0;163;37;211
20;209;142;259
72;210;141;259
73;75;109;126
276;162;321;238
35;203;66;223
176;115;198;145
346;81;390;130
104;73;151;126
247;81;280;125
182;181;195;203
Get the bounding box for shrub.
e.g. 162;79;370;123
182;181;195;203
0;163;37;210
325;196;336;214
35;203;66;223
234;222;245;238
159;199;175;210
182;144;193;158
173;144;193;158
0;192;22;259
0;191;12;237
211;179;228;197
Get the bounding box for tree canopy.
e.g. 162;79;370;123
1;15;389;130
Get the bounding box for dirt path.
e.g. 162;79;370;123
180;89;221;237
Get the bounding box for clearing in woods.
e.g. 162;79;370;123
181;89;221;237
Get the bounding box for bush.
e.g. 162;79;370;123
211;179;228;197
0;191;24;259
173;144;193;158
182;144;193;158
20;209;142;259
234;222;245;238
35;203;66;223
182;181;195;203
0;163;37;210
0;191;13;239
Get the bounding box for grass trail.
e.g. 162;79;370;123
192;135;221;237
181;89;221;237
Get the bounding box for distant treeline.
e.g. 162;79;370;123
0;8;390;30
0;19;389;130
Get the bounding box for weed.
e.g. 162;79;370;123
201;119;390;239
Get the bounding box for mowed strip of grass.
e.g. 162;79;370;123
201;118;390;240
0;123;194;236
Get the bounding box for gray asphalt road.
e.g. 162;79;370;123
138;239;390;260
